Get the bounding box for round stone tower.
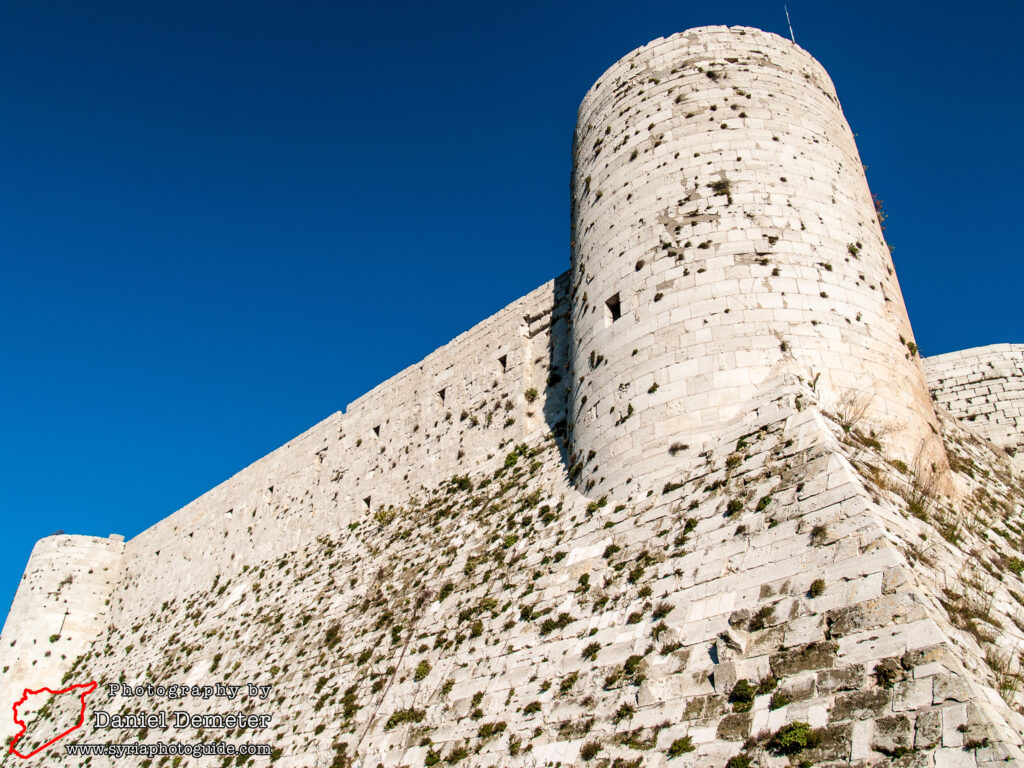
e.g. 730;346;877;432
569;26;939;496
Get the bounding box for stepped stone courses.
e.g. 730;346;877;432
1;24;1023;768
924;345;1024;467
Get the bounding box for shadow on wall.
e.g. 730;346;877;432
542;271;573;472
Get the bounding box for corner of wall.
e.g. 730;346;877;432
0;533;124;741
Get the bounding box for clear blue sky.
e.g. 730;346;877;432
1;0;1021;617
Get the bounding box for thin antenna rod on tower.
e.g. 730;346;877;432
784;5;796;43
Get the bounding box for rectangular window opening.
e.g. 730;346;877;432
605;293;622;325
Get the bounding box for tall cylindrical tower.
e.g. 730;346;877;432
569;26;939;497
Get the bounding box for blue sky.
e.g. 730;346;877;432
1;0;1021;617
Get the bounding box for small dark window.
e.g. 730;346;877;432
363;496;371;510
372;425;380;437
498;355;507;371
438;388;446;403
605;293;622;325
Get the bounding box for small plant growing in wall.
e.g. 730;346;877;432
766;722;820;755
709;177;733;204
384;707;425;730
580;741;602;761
725;754;752;768
748;604;775;631
667;736;695;757
612;703;636;723
874;658;903;688
652;602;673;620
728;679;756;712
414;660;431;681
558;671;579;695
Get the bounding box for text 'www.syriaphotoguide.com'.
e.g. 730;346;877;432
65;741;273;758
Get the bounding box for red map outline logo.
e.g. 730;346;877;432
9;681;97;758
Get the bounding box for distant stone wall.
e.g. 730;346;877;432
106;276;570;628
924;343;1024;458
0;534;123;742
569;26;939;498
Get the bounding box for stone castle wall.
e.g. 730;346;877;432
924;344;1024;461
1;25;1023;766
108;277;570;629
0;534;123;741
569;26;939;498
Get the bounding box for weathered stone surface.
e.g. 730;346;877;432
684;694;727;721
770;641;839;677
943;703;969;747
903;644;948;669
882;752;935;768
827;593;928;637
894;678;934;712
801;721;855;763
916;707;943;749
934;747;978;768
818;665;866;693
716;712;753;741
779;673;817;703
713;661;739;693
873;715;914;756
833;688;893;721
934;673;973;704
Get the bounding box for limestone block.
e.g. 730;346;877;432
943;703;969;747
934;674;974;704
894;678;936;712
934;747;978;768
917;708;943;749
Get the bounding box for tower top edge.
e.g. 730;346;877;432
576;24;824;116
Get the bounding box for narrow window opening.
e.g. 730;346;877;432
605;293;622;325
363;496;372;510
438;388;446;403
498;355;507;371
372;425;380;437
